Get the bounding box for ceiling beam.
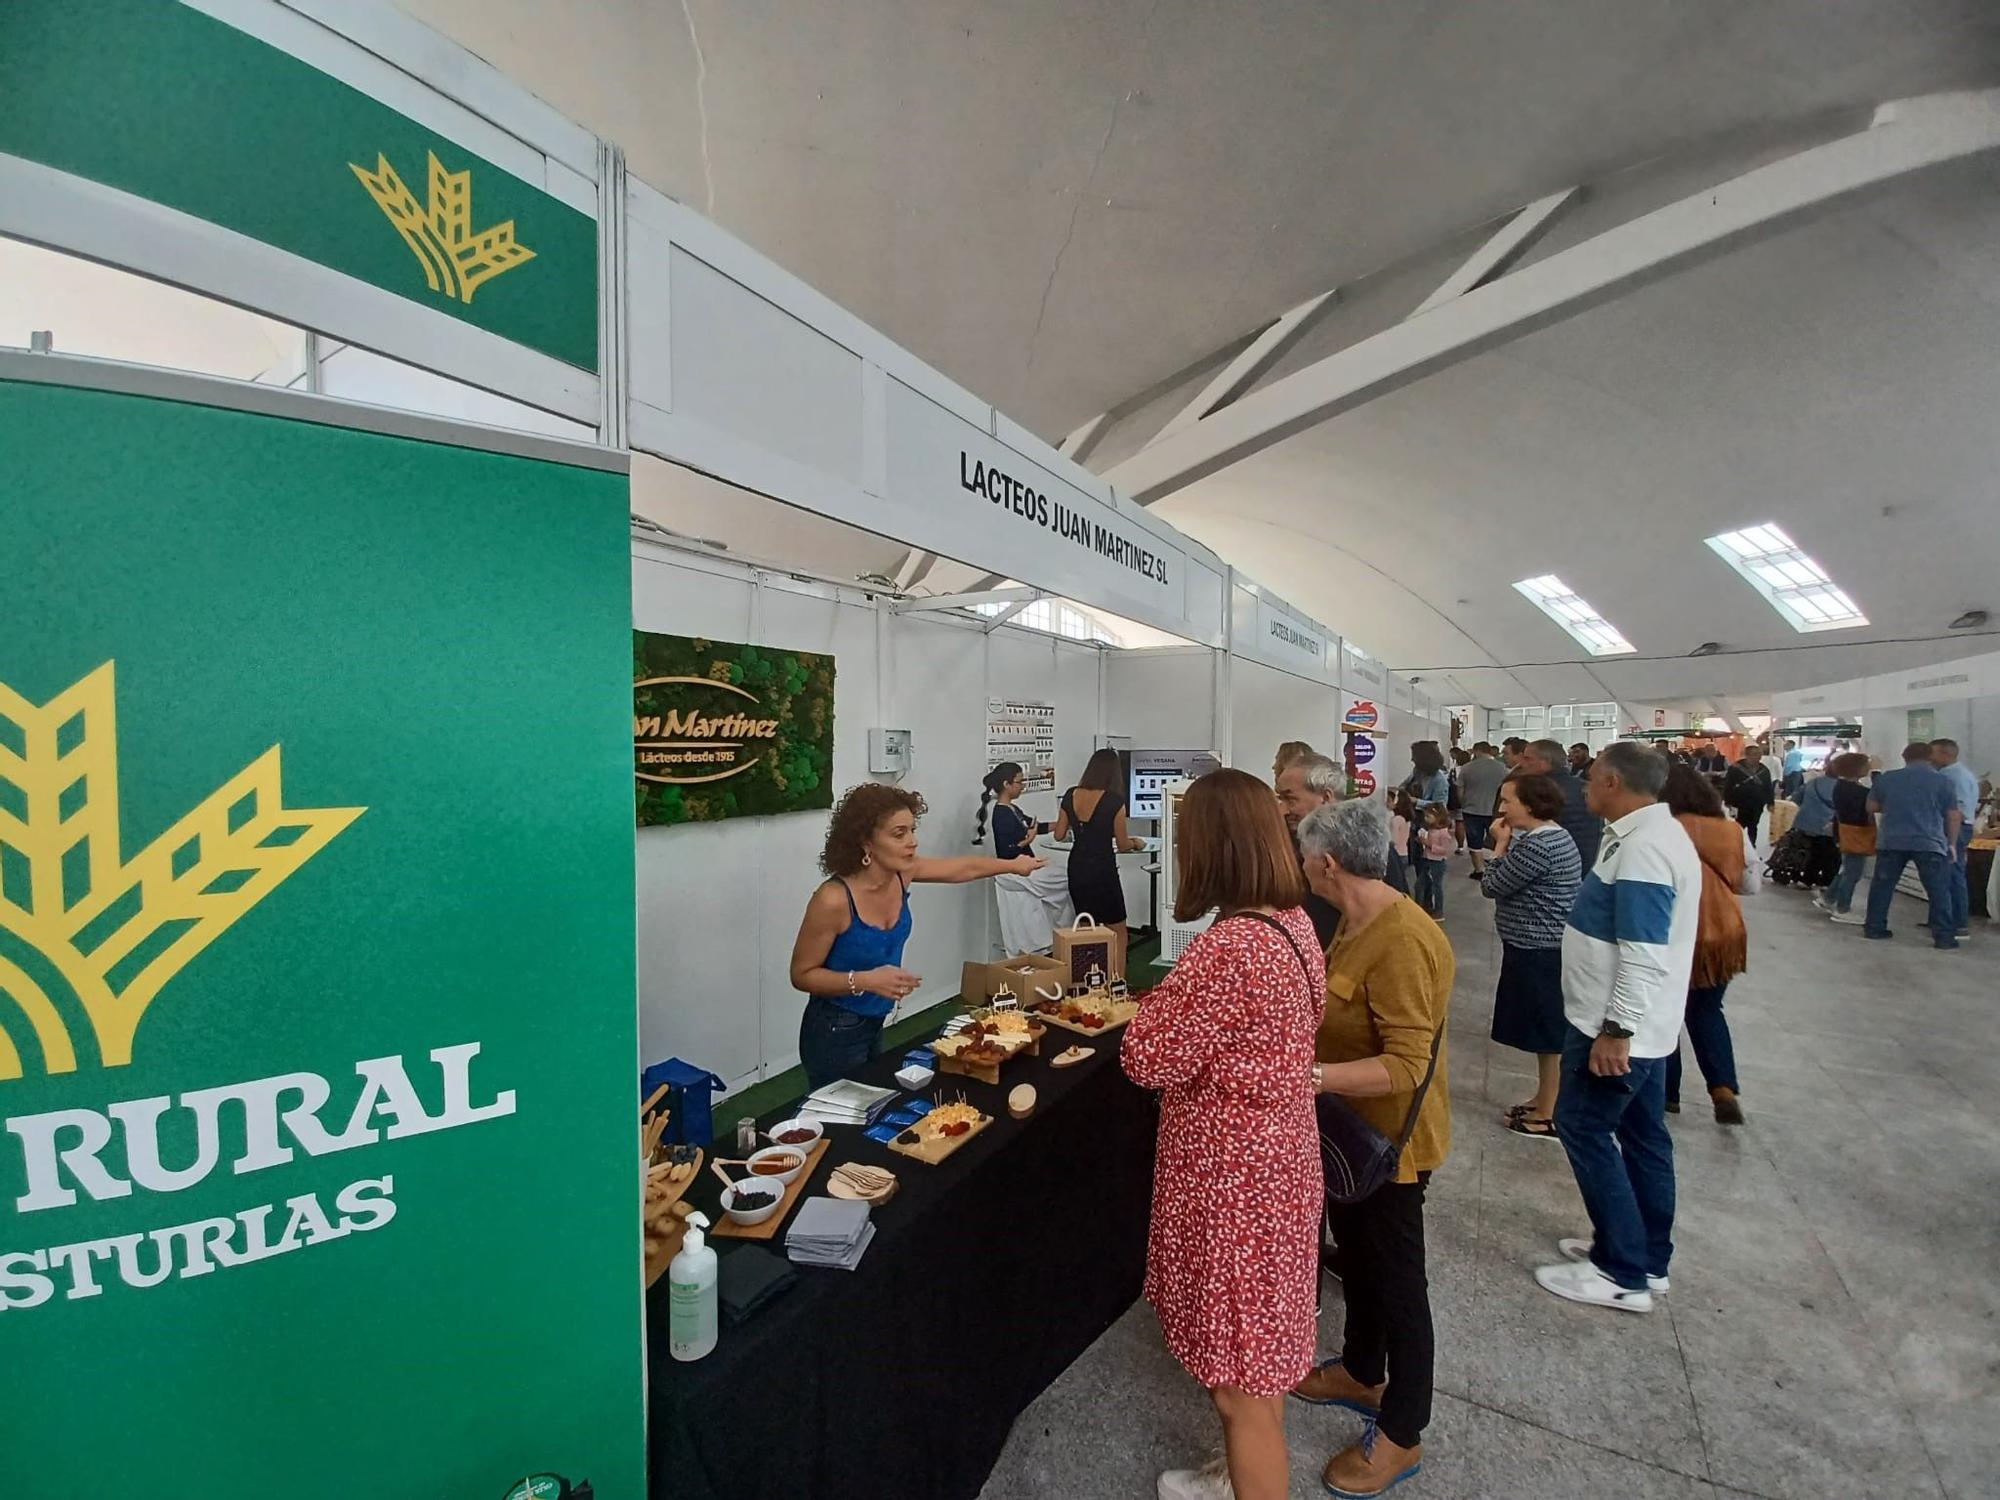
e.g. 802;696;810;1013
1407;187;1577;319
1059;412;1111;464
1708;696;1750;735
1144;287;1338;449
890;587;1041;615
1104;89;2000;507
981;597;1037;633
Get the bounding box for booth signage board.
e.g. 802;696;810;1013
987;699;1058;793
634;630;836;825
1350;735;1378;766
883;378;1214;641
1251;596;1331;677
0;377;641;1498
1342;699;1380;731
1351;768;1378;797
1;0;599;370
1341;646;1386;695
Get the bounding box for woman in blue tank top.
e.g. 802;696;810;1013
789;783;1044;1088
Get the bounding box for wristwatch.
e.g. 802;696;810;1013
1598;1020;1634;1040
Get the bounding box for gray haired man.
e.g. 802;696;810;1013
1277;753;1407;946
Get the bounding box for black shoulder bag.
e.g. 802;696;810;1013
1239;912;1444;1205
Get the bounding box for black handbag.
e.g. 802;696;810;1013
1241;912;1444;1206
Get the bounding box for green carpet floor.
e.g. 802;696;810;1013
721;930;1165;1121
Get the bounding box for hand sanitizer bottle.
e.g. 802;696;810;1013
668;1212;718;1361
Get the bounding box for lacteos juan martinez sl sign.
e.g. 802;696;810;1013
633;630;836;827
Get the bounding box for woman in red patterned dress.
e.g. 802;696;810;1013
1123;769;1325;1500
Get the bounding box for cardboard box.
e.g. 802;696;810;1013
1053;916;1125;985
960;952;1068;1010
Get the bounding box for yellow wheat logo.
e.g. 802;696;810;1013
350;150;536;304
0;665;363;1080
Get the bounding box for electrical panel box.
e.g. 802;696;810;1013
869;727;913;775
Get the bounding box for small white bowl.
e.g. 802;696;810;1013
720;1180;785;1226
895;1063;935;1091
764;1116;824;1155
744;1144;808;1186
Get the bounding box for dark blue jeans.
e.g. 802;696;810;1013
1827;850;1869;913
798;996;886;1089
1665;982;1737;1104
1863;849;1956;947
1553;1025;1675;1290
1943;829;1973;935
1413;857;1444;917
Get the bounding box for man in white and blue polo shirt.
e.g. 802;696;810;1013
1536;742;1701;1314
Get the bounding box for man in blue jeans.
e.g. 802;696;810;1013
1863;743;1964;950
1537;742;1702;1315
1932;738;1980;939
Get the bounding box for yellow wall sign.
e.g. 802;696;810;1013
350;151;537;305
0;663;362;1078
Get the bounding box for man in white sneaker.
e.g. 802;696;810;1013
1536;742;1701;1314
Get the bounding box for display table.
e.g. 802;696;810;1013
646;1032;1158;1500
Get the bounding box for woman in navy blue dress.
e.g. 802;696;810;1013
1053;748;1145;974
976;760;1047;860
789;783;1042;1087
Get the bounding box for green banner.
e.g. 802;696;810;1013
0;0;598;371
0;379;640;1497
635;630;836;825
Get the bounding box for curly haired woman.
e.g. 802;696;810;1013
788;783;1043;1087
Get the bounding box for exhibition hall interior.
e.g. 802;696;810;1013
6;4;2000;1499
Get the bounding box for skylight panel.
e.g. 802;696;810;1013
1512;575;1636;656
1704;523;1866;633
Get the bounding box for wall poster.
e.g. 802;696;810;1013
986;698;1058;793
0;375;641;1498
634;630;837;826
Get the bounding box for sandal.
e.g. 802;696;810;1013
1507;1116;1559;1140
1503;1102;1537;1121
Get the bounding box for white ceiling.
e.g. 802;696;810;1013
391;0;2000;707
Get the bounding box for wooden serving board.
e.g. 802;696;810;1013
934;1025;1044;1085
887;1111;994;1166
711;1137;831;1241
641;1144;705;1288
1032;1001;1139;1037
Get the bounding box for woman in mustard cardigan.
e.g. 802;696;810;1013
1660;763;1749;1125
1291;798;1454;1500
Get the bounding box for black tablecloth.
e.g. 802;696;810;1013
646;1031;1158;1500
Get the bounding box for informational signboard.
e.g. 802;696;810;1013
1130;750;1223;821
1342;699;1380;731
0;376;641;1498
986;699;1058;793
1352;768;1379;797
1;0;599;369
634;631;837;825
1351;735;1378;766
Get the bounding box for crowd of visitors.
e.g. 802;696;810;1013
1089;724;1983;1498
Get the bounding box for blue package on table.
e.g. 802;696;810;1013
641;1057;726;1147
884;1108;923;1128
904;1099;934;1116
904;1048;936;1068
864;1123;903;1144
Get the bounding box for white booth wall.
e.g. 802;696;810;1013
1229;656;1345;773
631;539;1106;1090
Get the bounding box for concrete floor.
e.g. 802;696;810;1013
979;864;1999;1500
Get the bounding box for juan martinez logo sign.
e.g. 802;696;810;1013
959;451;1170;588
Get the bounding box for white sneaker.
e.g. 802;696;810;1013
1158;1455;1233;1500
1559;1236;1667;1293
1810;893;1831;912
1535;1257;1654;1313
1829;911;1864;925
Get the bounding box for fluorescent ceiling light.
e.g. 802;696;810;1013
1511;575;1635;656
1704;523;1867;633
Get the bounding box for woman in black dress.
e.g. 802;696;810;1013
1053;747;1144;973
